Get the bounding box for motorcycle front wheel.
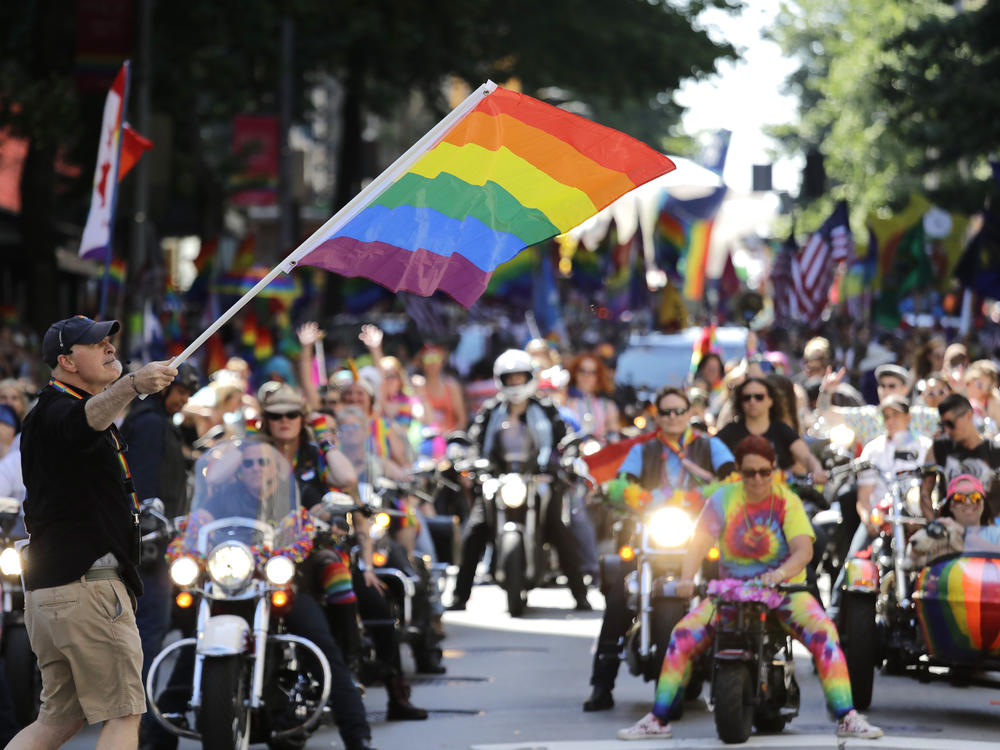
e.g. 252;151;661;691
198;654;251;750
504;551;526;617
713;662;754;744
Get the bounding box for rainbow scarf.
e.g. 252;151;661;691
296;85;676;307
49;379;139;513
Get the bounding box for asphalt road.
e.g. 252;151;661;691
60;583;1000;750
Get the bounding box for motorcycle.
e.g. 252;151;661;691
798;424;860;604
479;464;553;617
837;461;929;709
0;496;39;728
146;440;331;750
705;580;808;744
599;493;709;712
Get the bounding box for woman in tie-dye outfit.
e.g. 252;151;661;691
617;436;883;741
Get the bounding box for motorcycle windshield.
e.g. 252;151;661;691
181;438;301;554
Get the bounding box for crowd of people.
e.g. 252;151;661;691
1;310;1000;748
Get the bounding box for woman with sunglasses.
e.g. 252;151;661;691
617;436;882;741
565;352;620;442
917;371;952;412
717;377;827;484
909;474;1000;566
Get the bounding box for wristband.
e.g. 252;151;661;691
129;372;141;396
311;415;337;453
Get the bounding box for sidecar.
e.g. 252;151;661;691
913;553;1000;667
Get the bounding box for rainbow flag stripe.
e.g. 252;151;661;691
683;218;714;301
299;86;675;307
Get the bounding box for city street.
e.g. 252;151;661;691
63;583;1000;750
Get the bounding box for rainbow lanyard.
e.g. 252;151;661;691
49;379;140;514
660;427;694;490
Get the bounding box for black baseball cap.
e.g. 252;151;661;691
42;315;121;367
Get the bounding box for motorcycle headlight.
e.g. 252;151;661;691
648;507;694;549
499;475;528;508
830;424;856;449
0;547;21;576
169;556;200;587
264;555;296;586
482;477;500;500
207;542;255;592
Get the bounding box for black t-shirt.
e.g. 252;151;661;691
931;437;1000;515
717;420;800;470
21;381;142;596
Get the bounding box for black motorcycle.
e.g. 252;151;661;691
706;580;808;744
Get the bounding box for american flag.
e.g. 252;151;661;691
769;233;797;324
790;201;854;325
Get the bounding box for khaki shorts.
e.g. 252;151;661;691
25;576;146;725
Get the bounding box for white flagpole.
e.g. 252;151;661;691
165;80;498;371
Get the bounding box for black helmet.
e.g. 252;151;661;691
172;363;201;393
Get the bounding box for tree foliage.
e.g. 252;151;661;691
766;0;998;231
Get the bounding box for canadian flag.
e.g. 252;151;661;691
79;62;130;260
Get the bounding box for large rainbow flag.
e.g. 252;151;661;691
288;84;675;307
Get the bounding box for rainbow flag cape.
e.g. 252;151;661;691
287;83;675;307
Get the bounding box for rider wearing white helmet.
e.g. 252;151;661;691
449;349;591;612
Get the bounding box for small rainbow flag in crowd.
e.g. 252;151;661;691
288;84;675;307
655;186;727;302
106;257;127;293
214;265;299;302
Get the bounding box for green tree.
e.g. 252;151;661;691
766;0;998;231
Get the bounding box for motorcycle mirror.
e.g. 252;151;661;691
443;430;473;446
375;476;400;492
140;497;165;515
0;497;20;515
472;458;491;471
321;491;356;511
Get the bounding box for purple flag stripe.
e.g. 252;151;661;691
301;239;490;307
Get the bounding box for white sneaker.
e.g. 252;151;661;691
617;712;672;741
836;709;883;739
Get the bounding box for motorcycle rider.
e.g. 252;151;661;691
164;437;378;750
583;386;734;712
448;349;590;611
920;393;1000;521
826;395;931;622
616;436;882;741
121;363;199;750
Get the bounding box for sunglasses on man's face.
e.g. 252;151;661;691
741;392;767;403
657;406;688;417
950;491;984;505
741;467;773;479
265;411;301;421
241;457;271;468
940;410;969;431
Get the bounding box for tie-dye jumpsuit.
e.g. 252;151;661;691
651;483;854;722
